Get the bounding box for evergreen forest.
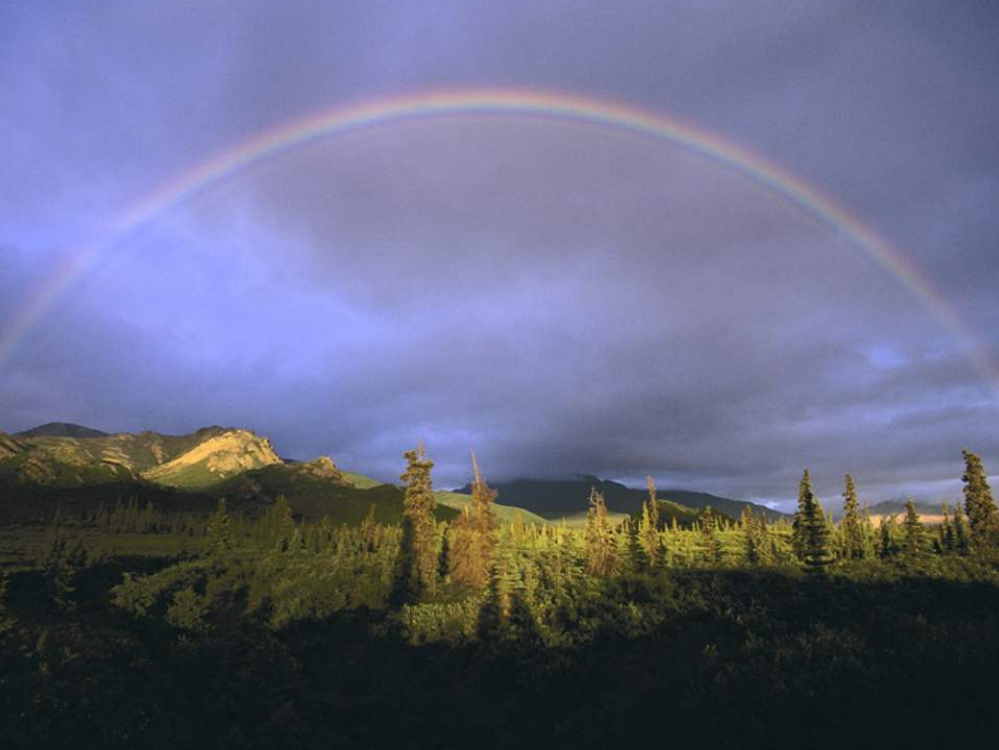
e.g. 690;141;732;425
2;447;999;749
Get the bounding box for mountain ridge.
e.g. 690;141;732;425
454;475;787;521
15;422;109;438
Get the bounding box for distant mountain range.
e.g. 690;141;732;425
1;422;781;526
453;474;786;522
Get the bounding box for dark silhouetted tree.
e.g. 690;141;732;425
841;474;866;559
938;501;954;552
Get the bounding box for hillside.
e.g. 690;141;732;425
329;467;547;524
433;489;547;525
636;498;706;528
0;431;26;460
208;462;459;525
454;475;786;522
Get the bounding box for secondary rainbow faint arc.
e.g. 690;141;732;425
2;87;996;388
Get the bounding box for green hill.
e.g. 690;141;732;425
433;489;547;525
341;470;383;489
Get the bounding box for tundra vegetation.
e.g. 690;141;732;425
1;449;998;749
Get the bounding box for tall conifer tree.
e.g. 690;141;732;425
449;450;499;588
396;444;439;600
902;498;924;559
962;449;999;552
584;488;616;576
638;476;664;570
700;507;723;565
939;501;954;552
794;470;831;573
840;474;866;559
740;506;762;565
878;515;898;559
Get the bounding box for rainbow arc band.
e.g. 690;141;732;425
1;88;994;390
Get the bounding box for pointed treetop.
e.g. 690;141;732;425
471;447;483;489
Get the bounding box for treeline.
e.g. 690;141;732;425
94;447;999;647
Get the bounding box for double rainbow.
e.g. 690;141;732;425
2;88;995;389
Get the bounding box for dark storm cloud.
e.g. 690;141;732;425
1;1;997;510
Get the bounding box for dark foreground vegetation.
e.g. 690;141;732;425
2;449;998;749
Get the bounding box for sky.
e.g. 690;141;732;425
1;1;998;511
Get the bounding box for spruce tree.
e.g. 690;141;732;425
469;450;499;580
878;515;898;559
700;507;723;565
902;498;924;559
791;472;809;560
584;488;616;576
395;444;439;601
939;501;954;552
265;496;298;551
740;506;765;565
962;449;999;552
638;476;664;570
613;520;638;575
840;474;866;559
42;530;77;612
447;507;475;584
952;503;970;555
206;498;234;555
794;470;831;573
449;455;499;588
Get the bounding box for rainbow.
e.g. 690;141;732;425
2;87;996;389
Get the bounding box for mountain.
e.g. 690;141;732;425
454;475;787;522
141;429;281;488
15;422;109;438
0;425;282;488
